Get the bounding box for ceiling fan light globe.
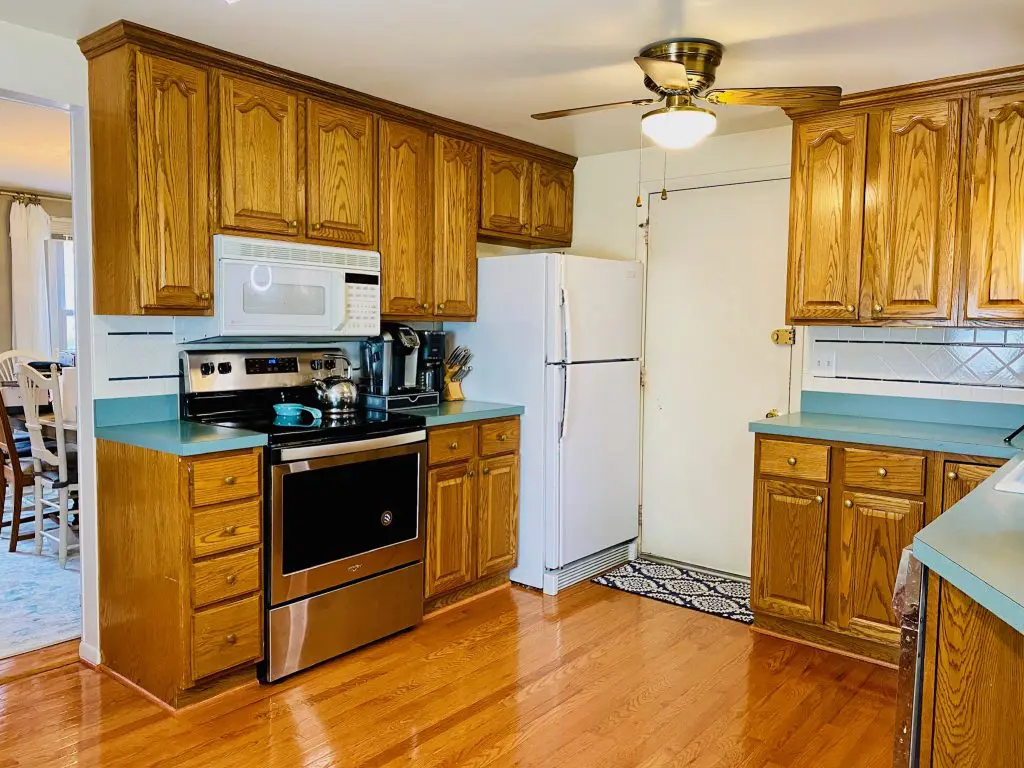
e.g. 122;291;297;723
641;105;717;150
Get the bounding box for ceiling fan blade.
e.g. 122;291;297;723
702;86;842;109
634;56;692;91
531;97;660;120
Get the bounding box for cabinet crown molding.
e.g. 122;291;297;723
78;19;577;170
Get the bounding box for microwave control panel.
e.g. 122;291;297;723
340;272;381;336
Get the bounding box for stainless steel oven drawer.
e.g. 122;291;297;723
264;562;424;682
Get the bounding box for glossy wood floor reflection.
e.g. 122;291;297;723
0;583;897;767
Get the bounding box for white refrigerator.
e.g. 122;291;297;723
448;253;644;594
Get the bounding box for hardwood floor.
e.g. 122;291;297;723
0;640;80;686
0;582;897;767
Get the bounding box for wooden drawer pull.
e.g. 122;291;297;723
223;525;237;536
225;633;237;645
787;457;798;466
449;442;459;450
498;434;508;442
947;471;958;480
877;467;888;477
226;574;237;585
224;475;237;486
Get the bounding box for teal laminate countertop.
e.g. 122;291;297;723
914;455;1024;635
95;420;267;456
749;411;1021;459
402;400;524;427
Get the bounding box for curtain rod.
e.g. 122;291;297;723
0;188;72;204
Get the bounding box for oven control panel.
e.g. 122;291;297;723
182;349;349;393
245;357;299;375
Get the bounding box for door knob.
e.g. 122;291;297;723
198;292;211;300
224;475;237;486
312;222;322;230
814;495;823;504
873;303;883;313
467;470;476;478
223;525;237;536
225;633;237;645
420;303;429;311
947;471;959;481
226;574;237;585
498;434;508;442
877;467;888;477
787;457;798;466
449;442;459;450
844;499;854;508
845;304;855;313
289;220;298;227
765;409;780;419
437;303;446;312
483;467;491;475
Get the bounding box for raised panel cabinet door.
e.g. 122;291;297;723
751;480;828;623
379;119;432;316
866;98;962;320
218;75;299;236
307;100;376;246
433;135;479;318
480;147;531;236
477;454;519;578
939;462;999;519
425;462;476;598
836;491;923;643
135;52;211;312
965;90;1024;320
787;112;868;322
531;161;574;244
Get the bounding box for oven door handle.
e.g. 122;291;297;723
279;430;426;464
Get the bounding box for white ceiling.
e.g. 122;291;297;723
1;0;1023;156
0;98;71;195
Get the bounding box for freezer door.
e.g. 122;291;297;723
547;255;644;364
545;359;641;569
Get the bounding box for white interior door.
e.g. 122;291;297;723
641;178;792;576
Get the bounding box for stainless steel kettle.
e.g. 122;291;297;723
312;354;358;412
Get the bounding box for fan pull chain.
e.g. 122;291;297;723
661;150;668;200
635;121;643;208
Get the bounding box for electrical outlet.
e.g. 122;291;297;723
812;349;837;377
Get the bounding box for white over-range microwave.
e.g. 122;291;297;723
175;235;381;343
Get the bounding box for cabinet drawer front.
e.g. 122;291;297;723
428;425;476;466
192;547;261;609
758;440;830;482
479;418;520;456
192;499;262;558
192;594;262;681
843;448;925;494
190;452;261;507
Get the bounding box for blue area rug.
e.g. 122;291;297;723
593;558;753;624
0;543;81;659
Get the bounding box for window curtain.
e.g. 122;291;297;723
9;200;52;355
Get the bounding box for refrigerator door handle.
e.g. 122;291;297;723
560;272;572;364
559;362;571;441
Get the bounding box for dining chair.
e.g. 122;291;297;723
0;349;46;384
18;363;79;567
0;386;38;552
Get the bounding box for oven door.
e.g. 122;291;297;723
269;432;426;606
219;258;345;335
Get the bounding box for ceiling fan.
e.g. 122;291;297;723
531;39;842;149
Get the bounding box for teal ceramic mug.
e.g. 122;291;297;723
273;403;322;421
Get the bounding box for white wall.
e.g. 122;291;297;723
0;22;87;106
571;126;794;261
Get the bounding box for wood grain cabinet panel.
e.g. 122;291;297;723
477;454;519;577
842;447;926;495
379;119;433;316
192;547;261;609
191;594;263;681
786;112;868;322
433;134;479;319
425;462;476;598
752;480;828;623
218;75;299;236
865;98;961;321
964;89;1024;320
531;161;574;244
758;439;830;482
427;424;476;466
478;418;520;457
306;100;376;246
191;499;262;558
938;462;999;519
480;147;531;236
835;491;923;643
135;52;211;312
189;452;261;507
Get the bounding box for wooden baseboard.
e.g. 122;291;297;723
752;611;899;668
99;663;257;713
0;640;82;686
99;665;179;714
424;573;511;617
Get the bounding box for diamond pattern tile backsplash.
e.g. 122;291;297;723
808;327;1024;389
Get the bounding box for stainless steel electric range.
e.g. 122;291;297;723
180;349;427;682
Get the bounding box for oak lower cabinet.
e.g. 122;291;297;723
97;441;264;708
751;434;1005;665
424;417;520;606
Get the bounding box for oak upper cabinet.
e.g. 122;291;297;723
379;119;433;316
531;161;574;244
865;98;962;321
477;454;519;578
306;100;376;246
964;89;1024;320
835;491;923;643
87;47;212;316
480;147;531;237
218;75;300;237
136;53;212;313
787;112;869;323
425;462;476;598
434;134;480;318
751;479;828;623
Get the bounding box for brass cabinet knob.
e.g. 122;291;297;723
223;525;237;536
845;304;855;313
498;434;508;442
787;457;798;466
226;574;237;585
483;467;492;475
947;471;959;481
289;220;298;227
225;633;237;645
198;292;211;300
844;499;854;508
449;442;459;450
312;222;322;230
873;303;883;313
224;475;237;486
814;495;823;504
467;470;475;478
437;303;446;312
420;303;429;311
877;467;888;477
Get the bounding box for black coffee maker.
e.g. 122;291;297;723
417;330;447;396
361;323;440;409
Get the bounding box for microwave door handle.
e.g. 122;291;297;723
331;273;347;330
